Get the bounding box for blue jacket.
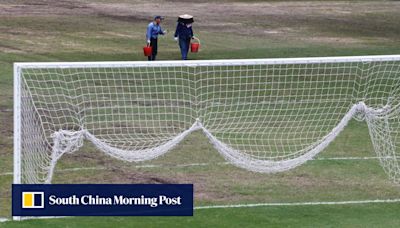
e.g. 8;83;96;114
174;22;193;39
146;22;164;40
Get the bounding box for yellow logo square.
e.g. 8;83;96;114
22;192;44;209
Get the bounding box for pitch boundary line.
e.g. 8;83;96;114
1;199;399;223
194;199;400;209
0;218;8;223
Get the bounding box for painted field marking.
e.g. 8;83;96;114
194;199;400;209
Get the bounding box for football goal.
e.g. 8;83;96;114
14;55;400;186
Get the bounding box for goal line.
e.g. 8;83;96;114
194;199;400;210
1;199;399;223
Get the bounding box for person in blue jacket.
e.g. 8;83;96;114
146;16;167;61
174;14;195;60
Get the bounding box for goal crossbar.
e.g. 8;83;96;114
14;55;400;69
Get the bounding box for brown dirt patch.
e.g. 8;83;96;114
2;1;399;40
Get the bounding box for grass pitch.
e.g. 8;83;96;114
1;0;400;227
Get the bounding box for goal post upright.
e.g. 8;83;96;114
13;63;21;185
13;63;22;221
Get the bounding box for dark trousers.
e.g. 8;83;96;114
148;38;158;61
179;37;191;60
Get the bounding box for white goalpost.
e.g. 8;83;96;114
13;55;400;186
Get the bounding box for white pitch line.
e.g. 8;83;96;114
0;156;397;176
0;218;8;223
56;167;107;172
0;172;13;176
1;199;399;222
194;199;400;209
314;156;393;160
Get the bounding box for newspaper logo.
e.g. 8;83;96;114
13;184;193;216
22;192;44;209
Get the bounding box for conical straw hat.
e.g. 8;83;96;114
179;14;193;19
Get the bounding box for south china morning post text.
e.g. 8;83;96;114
12;184;193;216
49;194;182;207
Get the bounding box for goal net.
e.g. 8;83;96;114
14;55;400;185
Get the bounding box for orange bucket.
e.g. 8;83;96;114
191;37;200;53
143;46;152;56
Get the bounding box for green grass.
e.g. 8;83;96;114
1;0;400;227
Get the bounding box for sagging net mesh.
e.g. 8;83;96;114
16;57;400;184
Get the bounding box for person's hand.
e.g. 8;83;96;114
174;37;178;42
147;40;151;45
163;30;167;35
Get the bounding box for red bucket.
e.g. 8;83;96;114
191;37;200;53
143;46;152;56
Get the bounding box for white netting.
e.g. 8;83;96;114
15;56;400;184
